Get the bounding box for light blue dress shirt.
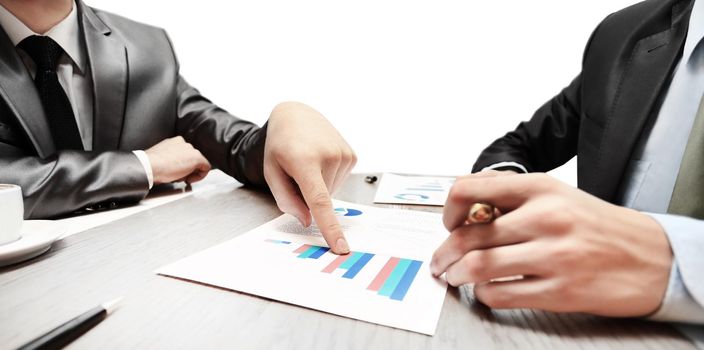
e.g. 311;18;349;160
618;0;704;326
488;0;704;336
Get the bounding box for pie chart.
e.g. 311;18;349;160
334;208;363;216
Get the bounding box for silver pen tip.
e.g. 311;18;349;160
101;297;123;314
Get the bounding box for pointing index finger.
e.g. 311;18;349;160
296;170;350;255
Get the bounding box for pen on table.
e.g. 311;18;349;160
18;297;122;350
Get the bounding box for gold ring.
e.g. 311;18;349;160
467;203;496;224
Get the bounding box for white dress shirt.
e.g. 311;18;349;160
0;2;153;188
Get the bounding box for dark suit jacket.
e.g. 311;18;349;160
0;1;267;219
473;0;694;203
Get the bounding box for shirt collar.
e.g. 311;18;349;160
0;2;85;74
683;0;704;64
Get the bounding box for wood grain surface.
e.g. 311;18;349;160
0;174;694;349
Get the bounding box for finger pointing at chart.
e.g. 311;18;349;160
297;170;351;254
262;102;356;255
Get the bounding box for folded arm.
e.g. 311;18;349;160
1;151;150;219
175;76;267;188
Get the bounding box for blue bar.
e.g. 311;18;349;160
298;245;322;258
308;246;330;259
339;252;363;269
342;253;374;279
378;259;412;296
390;260;423;301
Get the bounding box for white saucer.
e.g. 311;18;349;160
0;220;66;267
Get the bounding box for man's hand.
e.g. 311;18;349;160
430;172;673;317
264;102;357;254
145;136;211;185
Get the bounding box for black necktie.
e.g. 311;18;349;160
18;35;83;150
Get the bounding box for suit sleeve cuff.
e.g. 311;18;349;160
238;122;268;188
481;161;528;173
645;213;704;324
132;150;154;189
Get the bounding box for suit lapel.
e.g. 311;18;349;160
595;0;693;201
0;26;55;157
78;1;128;152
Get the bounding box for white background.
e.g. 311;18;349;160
89;0;639;186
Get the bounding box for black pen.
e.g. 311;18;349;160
18;297;122;350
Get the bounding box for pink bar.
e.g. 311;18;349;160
321;254;351;273
367;257;401;291
293;244;311;254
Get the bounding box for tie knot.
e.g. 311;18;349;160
18;35;64;72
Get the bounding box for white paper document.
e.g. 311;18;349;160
156;200;449;335
373;173;455;206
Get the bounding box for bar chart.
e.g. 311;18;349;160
394;193;430;201
374;173;455;206
274;241;423;302
158;201;448;335
394;179;451;203
405;180;446;192
264;239;292;245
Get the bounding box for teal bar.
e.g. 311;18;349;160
298;245;322;259
342;253;375;279
339;252;363;269
378;259;412;296
390;260;423;301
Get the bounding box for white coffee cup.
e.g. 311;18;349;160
0;184;23;245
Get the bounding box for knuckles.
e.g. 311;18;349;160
446;183;470;206
546;240;585;270
272;144;356;174
343;149;358;167
521;173;556;196
320;148;343;165
447;251;489;287
274;147;320;166
310;191;333;209
463;251;489;283
446;176;498;203
541;201;576;234
522;196;576;237
552;279;578;306
476;285;514;309
445;270;464;287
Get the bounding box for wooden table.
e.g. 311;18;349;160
0;174;695;349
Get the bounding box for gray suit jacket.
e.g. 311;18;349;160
0;1;268;219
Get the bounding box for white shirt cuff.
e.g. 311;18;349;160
645;213;704;323
132;150;154;189
648;259;704;323
481;161;528;173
